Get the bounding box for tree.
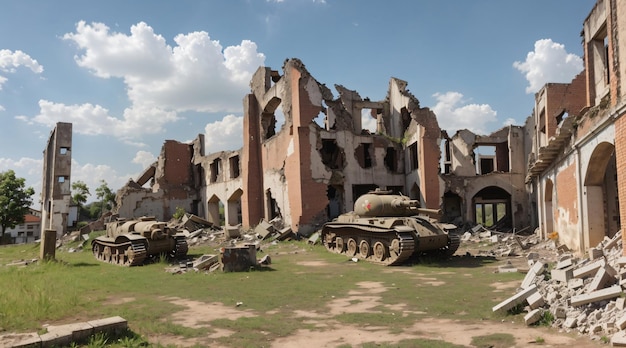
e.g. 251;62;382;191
71;180;90;221
0;170;35;239
95;180;116;217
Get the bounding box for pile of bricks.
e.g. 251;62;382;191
493;231;626;345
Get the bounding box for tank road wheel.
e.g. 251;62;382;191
388;239;401;262
112;249;120;265
372;242;386;262
92;243;101;259
103;246;112;263
346;238;358;257
335;237;345;253
359;240;370;258
125;246;137;266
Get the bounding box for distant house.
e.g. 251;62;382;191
5;213;41;244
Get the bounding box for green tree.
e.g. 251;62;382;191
71;180;90;221
95;180;116;217
0;170;35;239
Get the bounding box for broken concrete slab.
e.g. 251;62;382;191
524;308;543;325
224;225;241;239
587;265;617;292
0;332;40;348
612;330;626;347
551;265;574;283
569;285;622;307
193;254;219;270
492;284;537;313
521;261;545;289
276;227;294;241
254;220;275;240
526;291;545;310
573;259;605;279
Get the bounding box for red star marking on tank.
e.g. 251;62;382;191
363;200;371;211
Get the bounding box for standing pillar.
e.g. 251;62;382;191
40;229;56;261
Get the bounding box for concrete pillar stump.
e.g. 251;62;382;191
40;229;56;261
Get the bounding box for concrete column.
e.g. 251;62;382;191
40;229;56;261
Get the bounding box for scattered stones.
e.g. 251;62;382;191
494;229;626;343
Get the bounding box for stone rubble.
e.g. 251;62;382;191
489;228;626;345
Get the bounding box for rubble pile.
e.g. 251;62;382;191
491;229;626;345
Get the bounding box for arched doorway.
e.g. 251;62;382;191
227;189;243;226
472;186;512;230
584;142;618;248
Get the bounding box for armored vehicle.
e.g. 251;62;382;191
321;190;460;265
92;216;188;266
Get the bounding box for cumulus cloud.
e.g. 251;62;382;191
70;159;136;203
204;114;244;153
16;21;266;142
0;49;43;90
63;21;265;113
432;91;497;134
0;157;44;207
27;100;178;139
132;150;156;168
361;109;377;133
513;39;584;94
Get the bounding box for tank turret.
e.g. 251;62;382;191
353;191;441;219
321;190;460;266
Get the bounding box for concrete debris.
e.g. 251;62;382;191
493;229;626;343
0;316;127;348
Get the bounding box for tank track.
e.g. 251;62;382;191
321;225;415;266
170;235;189;259
438;233;461;258
92;239;148;266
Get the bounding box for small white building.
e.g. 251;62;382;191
5;213;42;244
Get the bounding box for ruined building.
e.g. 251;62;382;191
114;0;626;258
40;122;72;237
115;59;447;236
441;125;531;232
527;0;626;254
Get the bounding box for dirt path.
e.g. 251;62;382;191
150;276;602;348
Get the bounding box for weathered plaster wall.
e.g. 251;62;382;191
554;161;580;251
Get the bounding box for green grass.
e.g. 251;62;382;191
0;236;552;347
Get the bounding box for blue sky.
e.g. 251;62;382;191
0;0;593;206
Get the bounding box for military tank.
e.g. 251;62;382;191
321;190;460;266
92;216;188;266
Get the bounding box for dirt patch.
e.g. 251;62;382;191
163;297;257;327
271;319;592;347
151;266;599;348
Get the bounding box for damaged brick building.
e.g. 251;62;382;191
113;57;533;236
115;59;449;236
526;0;626;254
112;0;626;257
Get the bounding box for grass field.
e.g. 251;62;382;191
0;235;600;347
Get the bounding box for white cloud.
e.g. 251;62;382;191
432;91;497;134
132;150;156;168
63;21;265;114
70;159;136;203
0;157;43;207
26;100;178;139
361;109;377;133
503;118;517;126
513;39;584;94
203;114;244;153
0;49;43;90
